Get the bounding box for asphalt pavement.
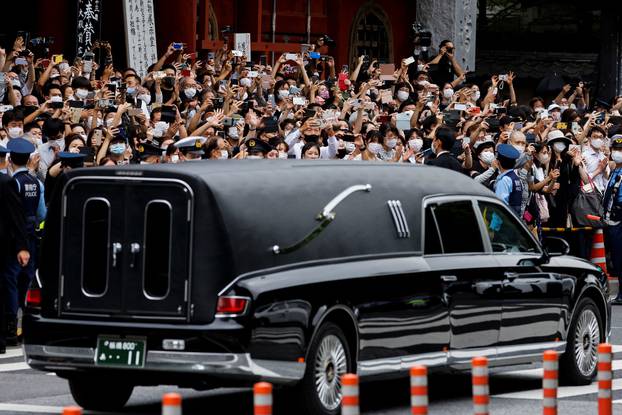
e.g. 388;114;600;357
1;306;622;415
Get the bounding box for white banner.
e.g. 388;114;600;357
234;33;252;60
122;0;158;77
76;0;101;57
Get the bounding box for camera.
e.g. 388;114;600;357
411;23;432;49
498;74;509;82
30;36;54;47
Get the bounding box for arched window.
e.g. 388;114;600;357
349;2;394;65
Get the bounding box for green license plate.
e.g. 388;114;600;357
95;337;146;368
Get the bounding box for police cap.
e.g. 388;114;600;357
496;143;520;161
7;138;35;155
611;135;622;150
245;138;273;154
59;152;86;168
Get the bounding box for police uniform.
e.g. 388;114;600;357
2;139;45;345
0;146;8;175
604;137;622;303
494;144;524;217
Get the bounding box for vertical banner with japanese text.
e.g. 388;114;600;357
234;33;252;60
122;0;158;77
76;0;101;58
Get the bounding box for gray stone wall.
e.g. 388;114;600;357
416;0;477;71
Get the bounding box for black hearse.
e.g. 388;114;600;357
24;161;610;415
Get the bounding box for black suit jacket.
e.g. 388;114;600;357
426;152;464;173
0;173;28;268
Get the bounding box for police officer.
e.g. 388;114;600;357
2;138;45;345
494;143;523;217
0;146;9;174
604;136;622;304
175;136;206;161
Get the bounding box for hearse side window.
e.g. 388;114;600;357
477;201;539;253
143;201;172;299
425;201;484;254
82;198;110;296
424;207;443;255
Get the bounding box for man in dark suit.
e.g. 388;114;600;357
426;126;464;173
0;170;30;354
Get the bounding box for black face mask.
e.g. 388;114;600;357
304;134;320;143
337;148;347;158
162;77;175;89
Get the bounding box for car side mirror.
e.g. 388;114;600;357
542;236;570;257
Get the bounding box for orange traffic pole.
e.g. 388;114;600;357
162;392;182;415
341;373;359;415
62;407;82;415
542;350;558;415
472;357;489;415
598;343;613;415
410;365;428;414
254;382;273;415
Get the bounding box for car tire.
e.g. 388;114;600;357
299;322;353;415
560;297;603;385
68;374;134;411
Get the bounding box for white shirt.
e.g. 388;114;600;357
582;146;608;192
38;139;65;180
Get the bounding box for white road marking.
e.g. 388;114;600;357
0;362;30;372
494;378;622;399
0;349;23;359
0;403;62;413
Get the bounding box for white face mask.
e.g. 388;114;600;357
278;151;288;159
591;138;604;150
8;127;23;139
345;142;356;153
368;142;383;154
170;154;180;163
75;88;89;99
409;138;423;152
538;154;550;164
386;138;398;149
417;64;425;71
184;88;197;99
443;88;454;99
512;144;525;155
560;105;568;112
479;151;495;165
138;94;151;105
219;150;229;159
278;89;290;99
247;155;263;159
612;151;622;164
397;91;409;102
473;91;481;100
553;142;567;153
105;118;115;128
239;77;252;88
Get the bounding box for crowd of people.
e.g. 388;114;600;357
1;34;622;352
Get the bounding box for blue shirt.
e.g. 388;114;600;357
495;170;513;205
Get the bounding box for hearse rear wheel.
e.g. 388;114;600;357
560;297;602;385
68;374;134;411
300;322;352;415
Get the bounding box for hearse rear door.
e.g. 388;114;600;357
122;181;193;318
60;178;193;320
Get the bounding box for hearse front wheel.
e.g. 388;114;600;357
560;297;602;385
68;375;134;411
300;322;353;415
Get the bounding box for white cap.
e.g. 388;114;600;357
547;103;561;112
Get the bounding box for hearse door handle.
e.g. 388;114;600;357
112;242;122;268
440;275;457;282
130;243;141;268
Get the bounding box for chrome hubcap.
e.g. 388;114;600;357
574;309;600;376
314;334;348;410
